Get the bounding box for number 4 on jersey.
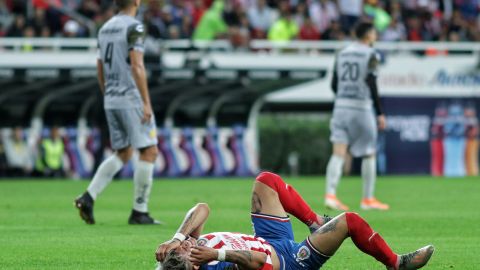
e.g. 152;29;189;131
104;42;114;68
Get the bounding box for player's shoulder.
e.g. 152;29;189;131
126;18;145;38
98;15;123;38
99;15;119;31
367;46;381;62
337;43;362;57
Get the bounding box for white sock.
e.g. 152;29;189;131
326;155;344;196
87;154;124;200
362;156;376;199
133;160;154;213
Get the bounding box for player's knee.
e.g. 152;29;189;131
345;212;360;220
116;147;133;163
334;212;347;224
196;203;210;213
148;145;159;157
344;212;363;229
140;145;158;161
362;154;375;160
255;171;283;191
332;143;348;157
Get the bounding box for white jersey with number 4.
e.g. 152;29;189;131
197;232;273;270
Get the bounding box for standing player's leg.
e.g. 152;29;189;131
87;147;132;200
129;144;159;224
308;212;434;269
74;110;132;224
326;109;350;211
354;110;389;210
127;108;160;224
254;172;329;232
325;143;349;211
360;153;388;210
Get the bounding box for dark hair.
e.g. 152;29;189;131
162;250;193;270
355;21;375;39
115;0;134;9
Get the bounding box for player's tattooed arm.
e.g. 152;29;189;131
225;250;266;270
177;203;210;239
190;247;267;270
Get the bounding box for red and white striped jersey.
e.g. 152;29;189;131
197;232;273;270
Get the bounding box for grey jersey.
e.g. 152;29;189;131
97;14;145;109
334;42;379;110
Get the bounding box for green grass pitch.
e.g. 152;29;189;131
0;176;479;269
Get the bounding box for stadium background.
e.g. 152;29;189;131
1;0;478;178
0;0;480;269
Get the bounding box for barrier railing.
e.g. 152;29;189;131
1;38;480;53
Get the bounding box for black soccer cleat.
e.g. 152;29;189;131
74;192;95;225
128;209;162;225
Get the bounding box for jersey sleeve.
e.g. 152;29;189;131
331;56;338;94
367;51;381;76
366;51;383;115
127;22;145;53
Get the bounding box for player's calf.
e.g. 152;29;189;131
346;212;398;267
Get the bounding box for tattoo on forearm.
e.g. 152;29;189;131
179;209;196;234
226;250;253;265
251;192;262;213
315;218;339;235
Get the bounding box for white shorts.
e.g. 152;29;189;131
105;108;158;150
329;107;377;157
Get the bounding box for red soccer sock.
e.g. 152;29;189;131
346;212;398;267
255;172;318;226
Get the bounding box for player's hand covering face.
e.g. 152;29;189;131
155;239;181;261
156;237;198;261
176;237;196;256
189;246;218;266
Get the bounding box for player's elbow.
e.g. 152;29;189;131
130;64;145;75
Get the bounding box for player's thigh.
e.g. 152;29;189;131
105;109;130;150
251;181;287;217
349;110;377;157
308;213;349;256
123;108;158;150
332;143;348;157
329;109;349;146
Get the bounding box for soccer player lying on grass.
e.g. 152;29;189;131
155;172;434;270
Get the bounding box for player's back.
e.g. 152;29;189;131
334;42;378;110
97;14;144;110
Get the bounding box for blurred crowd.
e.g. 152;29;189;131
1;0;480;43
0;127;65;178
